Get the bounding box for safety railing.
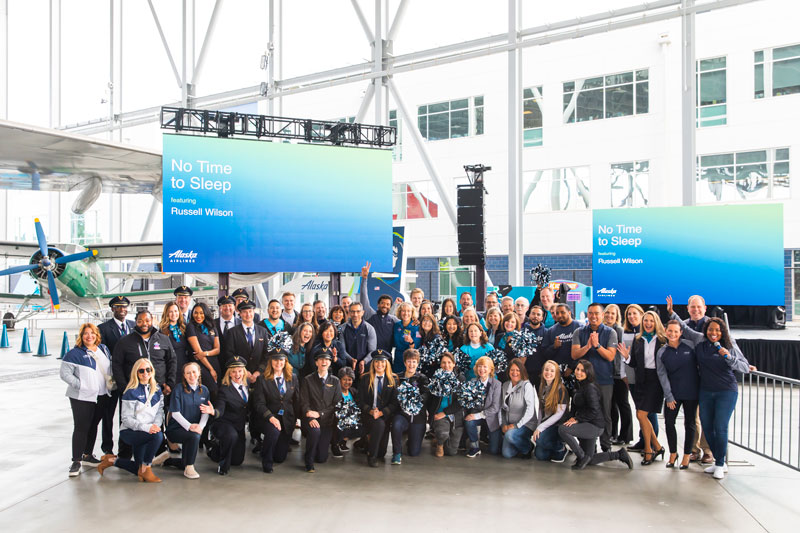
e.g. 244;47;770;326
731;370;800;471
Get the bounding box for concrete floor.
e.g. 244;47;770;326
1;328;799;532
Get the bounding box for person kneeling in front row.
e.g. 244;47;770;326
208;356;250;475
98;359;164;482
558;360;633;470
300;348;342;473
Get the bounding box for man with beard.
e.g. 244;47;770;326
313;300;329;328
537;286;557;328
541;304;581;370
522;305;549;385
500;296;514;317
112;309;177;459
359;262;399;353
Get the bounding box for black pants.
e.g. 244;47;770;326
69;398;103;461
610;378;633;442
261;423;291;469
365;416;391;459
558;422;621;465
213;420;246;471
96;391;117;455
302;419;333;467
664;399;699;455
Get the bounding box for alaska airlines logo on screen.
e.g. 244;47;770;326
168;249;198;264
595;287;617;298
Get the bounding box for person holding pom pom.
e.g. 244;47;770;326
463;356;502;457
499;359;537;459
532;360;569;462
390;349;430;464
428;352;465;457
457;323;495;380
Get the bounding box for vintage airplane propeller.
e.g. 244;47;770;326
0;218;97;309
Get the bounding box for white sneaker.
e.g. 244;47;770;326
184;465;200;479
152;451;170;467
705;464;728;474
713;466;725;479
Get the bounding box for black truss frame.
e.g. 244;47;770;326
160;107;396;148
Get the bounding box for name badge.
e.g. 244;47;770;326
153;343;161;350
325;383;333;388
258;338;264;342
277;409;284;416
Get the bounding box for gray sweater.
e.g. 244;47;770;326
500;379;537;431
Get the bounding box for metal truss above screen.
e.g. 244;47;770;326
160;107;397;148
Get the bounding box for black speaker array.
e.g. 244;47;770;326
457;186;485;265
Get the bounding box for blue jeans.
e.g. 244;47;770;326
502;426;533;458
390;415;426;456
116;429;163;475
533;424;565;461
464;418;502;455
698;389;737;467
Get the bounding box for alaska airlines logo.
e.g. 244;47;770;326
596;287;617;297
301;280;328;291
168;249;198;263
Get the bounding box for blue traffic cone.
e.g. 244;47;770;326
0;324;9;348
58;331;70;360
33;330;50;357
19;327;32;353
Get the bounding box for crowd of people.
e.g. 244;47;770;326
60;264;753;482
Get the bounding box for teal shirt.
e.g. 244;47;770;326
459;343;494;380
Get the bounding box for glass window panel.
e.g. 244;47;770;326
563;93;575;123
776;148;790;161
699;70;726;105
451;99;468;110
523;128;543;147
474;106;484;135
563;81;575;93
427;113;448;140
774;44;800;60
736;150;767;164
697;165;735;202
610;161;649;208
584;76;604;89
636;82;649;114
735;164;769;200
754;50;764;63
636;161;650;172
450;109;468;138
605;84;634;118
474;96;484;106
611;162;633;172
428;102;449;113
576;89;603;122
773;57;800;96
523;99;543;128
417;105;427;114
774;161;790;176
636;69;649;81
754;63;765;98
418;115;427;138
523;88;533;99
701;153;734;166
389;109;396;120
605;72;633;85
700;57;726;71
698;104;727;127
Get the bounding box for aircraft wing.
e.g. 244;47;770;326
93;242;163;260
0;293;47;304
0;241;39;259
0;118;161;194
99;285;218;305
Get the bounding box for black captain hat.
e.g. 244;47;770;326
236;299;256;311
174;285;193;296
109;296;131;307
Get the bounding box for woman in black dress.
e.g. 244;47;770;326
186;302;221;398
618;310;666;465
160;301;188;373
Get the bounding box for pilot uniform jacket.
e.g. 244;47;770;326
222;323;270;374
98;318;136;355
112;328;177;391
300;373;341;428
213;383;250;431
358;374;398;419
252;374;296;436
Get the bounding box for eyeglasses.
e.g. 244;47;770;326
137;368;153;375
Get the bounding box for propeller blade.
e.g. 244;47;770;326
46;270;60;309
34;218;49;258
55;249;98;264
0;263;38;276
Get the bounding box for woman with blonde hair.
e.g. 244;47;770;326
253;349;297;473
604;303;632;445
60;323;114;477
98;358;164;482
618;310;667;465
463;355;502;457
358;350;397;467
392;302;421;374
208;357;251;475
533;360;569;462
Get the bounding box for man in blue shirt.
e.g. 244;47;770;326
360;263;398;353
572;302;618;452
341;302;377;375
541;304;581;369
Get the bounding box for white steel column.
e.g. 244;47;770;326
680;0;696;206
507;0;523;285
373;0;382;125
388;80;457;228
49;0;61;128
268;0;275;114
0;0;7;119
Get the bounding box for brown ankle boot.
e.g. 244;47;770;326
139;466;161;483
97;455;115;476
435;443;444;457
